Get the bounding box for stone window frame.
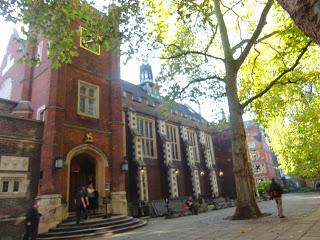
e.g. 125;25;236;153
136;115;157;159
204;133;215;164
253;163;265;174
187;128;200;163
77;80;100;119
0;173;28;198
250;150;259;161
166;123;181;161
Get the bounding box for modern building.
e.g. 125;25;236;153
0;28;235;238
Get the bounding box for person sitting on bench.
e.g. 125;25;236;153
185;196;197;215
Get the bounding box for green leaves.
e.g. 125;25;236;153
0;0;144;68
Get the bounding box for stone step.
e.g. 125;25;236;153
51;216;134;232
37;219;147;240
62;212;106;222
58;215;127;227
41;218;140;237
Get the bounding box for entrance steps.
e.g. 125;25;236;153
37;215;147;239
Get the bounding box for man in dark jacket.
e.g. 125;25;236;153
24;199;41;240
268;178;285;218
75;186;88;224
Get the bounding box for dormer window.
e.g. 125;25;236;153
77;80;100;118
79;26;100;55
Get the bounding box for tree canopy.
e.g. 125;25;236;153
239;8;320;180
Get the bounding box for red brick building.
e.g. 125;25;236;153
0;27;126;234
244;120;280;182
0;28;234;237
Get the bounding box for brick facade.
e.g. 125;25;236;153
245;121;280;182
0;26;235;238
0;106;43;240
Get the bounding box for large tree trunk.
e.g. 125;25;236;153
226;72;262;219
277;0;320;44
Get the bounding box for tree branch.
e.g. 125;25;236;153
171;75;225;101
235;0;274;67
241;40;312;108
231;30;280;54
213;0;232;61
160;44;224;62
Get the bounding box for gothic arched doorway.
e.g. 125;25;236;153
69;154;96;211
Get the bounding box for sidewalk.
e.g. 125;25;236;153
94;192;320;240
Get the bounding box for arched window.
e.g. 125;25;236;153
0;78;12;100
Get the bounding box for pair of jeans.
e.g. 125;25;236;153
275;197;284;217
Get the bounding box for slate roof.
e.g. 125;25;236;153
120;80;207;123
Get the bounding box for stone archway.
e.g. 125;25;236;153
65;144;109;211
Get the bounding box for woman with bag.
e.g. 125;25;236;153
268;178;285;218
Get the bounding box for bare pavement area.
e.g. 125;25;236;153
93;192;320;240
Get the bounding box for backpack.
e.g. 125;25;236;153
268;190;278;198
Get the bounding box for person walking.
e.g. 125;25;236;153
24;199;41;240
75;186;87;224
268;178;285;218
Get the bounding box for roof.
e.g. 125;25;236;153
120;80;207;123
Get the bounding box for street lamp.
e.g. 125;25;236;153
219;170;224;177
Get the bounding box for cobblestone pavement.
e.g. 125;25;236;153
94;192;320;240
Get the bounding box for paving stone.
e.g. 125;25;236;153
93;193;320;240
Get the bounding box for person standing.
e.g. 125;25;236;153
87;183;98;214
75;186;87;224
24;199;41;240
268;178;285;218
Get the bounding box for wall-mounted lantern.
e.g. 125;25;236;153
121;156;129;171
138;165;145;173
219;170;224;177
54;158;64;169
